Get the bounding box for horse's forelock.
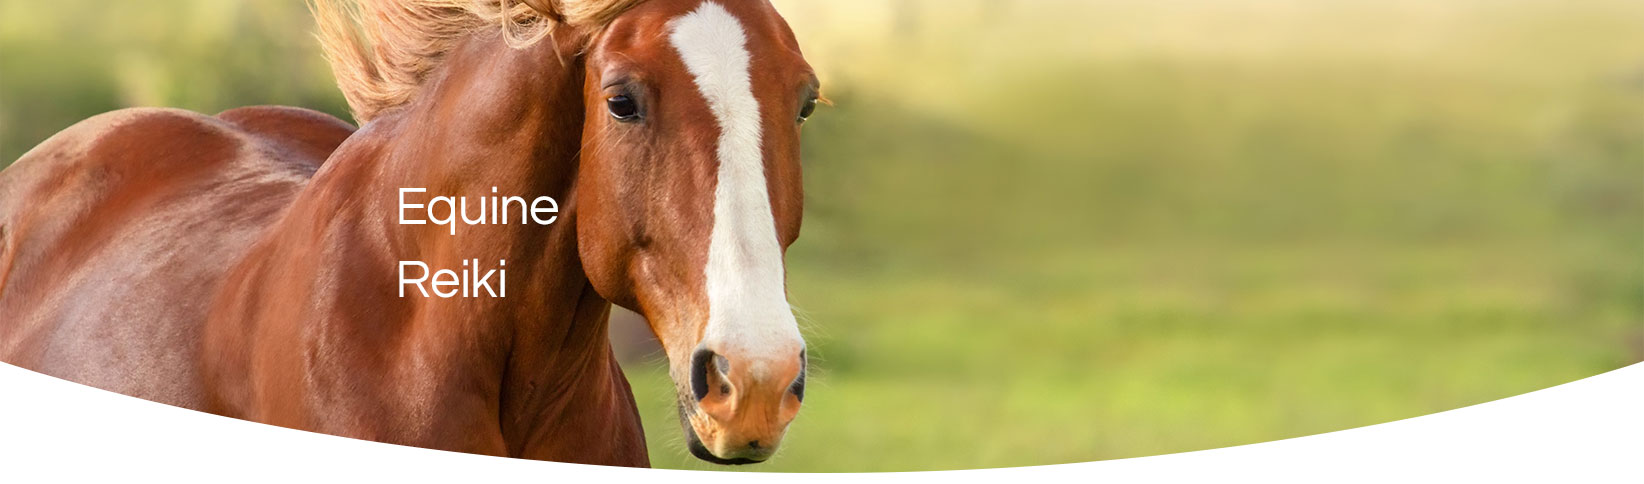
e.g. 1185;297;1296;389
314;0;645;123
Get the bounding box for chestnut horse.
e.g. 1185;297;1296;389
0;0;818;466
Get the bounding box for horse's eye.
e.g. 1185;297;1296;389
607;95;640;121
797;98;818;123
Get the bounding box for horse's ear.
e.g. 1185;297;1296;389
519;0;568;23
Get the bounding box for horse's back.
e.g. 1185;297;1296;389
216;105;355;162
0;106;353;408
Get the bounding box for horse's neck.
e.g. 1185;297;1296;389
222;29;639;455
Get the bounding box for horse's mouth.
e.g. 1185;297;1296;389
686;431;764;465
677;404;767;465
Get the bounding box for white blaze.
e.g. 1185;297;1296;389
669;2;803;366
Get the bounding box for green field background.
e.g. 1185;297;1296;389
2;0;1641;472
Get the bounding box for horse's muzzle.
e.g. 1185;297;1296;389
677;344;806;464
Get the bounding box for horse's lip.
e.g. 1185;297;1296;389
679;410;766;465
686;434;764;465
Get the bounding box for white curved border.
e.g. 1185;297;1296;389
1;362;1639;482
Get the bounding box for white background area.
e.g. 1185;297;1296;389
1;362;1638;482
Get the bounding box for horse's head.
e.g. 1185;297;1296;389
571;0;816;464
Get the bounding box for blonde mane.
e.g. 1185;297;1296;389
313;0;643;122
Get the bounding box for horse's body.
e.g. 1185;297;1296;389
0;106;351;408
1;30;649;465
1;0;816;467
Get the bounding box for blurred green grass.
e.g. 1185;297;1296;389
4;0;1643;472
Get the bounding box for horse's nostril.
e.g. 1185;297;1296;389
748;440;761;449
690;347;715;401
791;350;807;402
